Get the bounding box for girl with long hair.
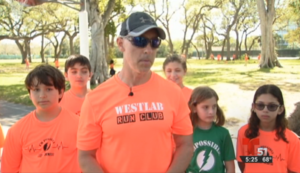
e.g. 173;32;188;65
186;86;235;173
236;84;300;173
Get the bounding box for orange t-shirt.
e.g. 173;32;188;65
245;55;248;61
0;123;4;148
55;60;59;67
110;63;114;69
25;59;29;65
182;86;192;103
1;108;81;173
77;72;193;172
236;124;300;173
60;90;85;116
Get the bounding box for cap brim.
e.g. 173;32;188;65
128;25;166;39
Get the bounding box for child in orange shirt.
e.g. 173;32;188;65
59;54;92;116
163;54;192;103
1;64;81;173
25;58;30;69
109;59;116;77
236;84;300;173
55;58;59;69
0;123;4;161
244;53;249;66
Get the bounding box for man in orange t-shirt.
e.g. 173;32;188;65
236;124;300;173
1;65;81;173
60;55;92;116
77;12;193;173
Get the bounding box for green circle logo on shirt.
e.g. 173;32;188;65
197;149;215;171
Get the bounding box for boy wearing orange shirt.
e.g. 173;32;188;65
1;64;81;173
59;54;92;116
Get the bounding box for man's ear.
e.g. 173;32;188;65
117;37;125;52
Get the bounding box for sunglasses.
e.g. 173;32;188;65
254;103;281;112
123;36;161;48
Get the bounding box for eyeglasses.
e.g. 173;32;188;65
254;103;281;112
123;36;161;48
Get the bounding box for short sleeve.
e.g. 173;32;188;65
287;133;300;172
222;129;235;161
171;91;193;135
77;95;102;150
1;127;22;172
236;126;245;162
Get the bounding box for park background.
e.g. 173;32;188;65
1;0;300;172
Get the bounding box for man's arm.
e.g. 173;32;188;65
78;149;104;173
166;134;193;173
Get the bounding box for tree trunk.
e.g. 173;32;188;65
226;33;230;60
206;42;213;60
257;0;282;68
234;25;239;58
87;0;115;85
221;39;226;60
40;32;45;63
191;42;200;59
15;39;27;64
26;40;32;62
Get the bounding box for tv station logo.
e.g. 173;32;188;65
240;137;273;163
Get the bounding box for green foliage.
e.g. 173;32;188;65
157;41;169;58
105;20;117;37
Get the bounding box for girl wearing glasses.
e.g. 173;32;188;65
236;84;300;173
186;86;235;173
163;54;192;103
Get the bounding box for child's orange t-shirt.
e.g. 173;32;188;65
60;90;85;116
1;108;81;173
182;86;192;103
25;59;29;65
0;123;4;148
110;63;114;69
77;72;193;172
55;60;59;67
236;124;300;173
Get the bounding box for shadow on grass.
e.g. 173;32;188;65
0;84;33;105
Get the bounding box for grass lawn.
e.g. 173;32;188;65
1;58;300;107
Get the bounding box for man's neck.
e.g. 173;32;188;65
118;69;152;87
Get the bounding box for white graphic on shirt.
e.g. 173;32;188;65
197;150;215;172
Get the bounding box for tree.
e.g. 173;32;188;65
46;32;67;60
86;0;116;84
141;0;184;53
284;1;300;48
256;0;282;68
181;0;221;57
215;0;244;60
200;16;220;59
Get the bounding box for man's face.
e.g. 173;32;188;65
117;29;159;74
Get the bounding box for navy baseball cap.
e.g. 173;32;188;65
120;12;166;39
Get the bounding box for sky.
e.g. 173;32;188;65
2;0;262;46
